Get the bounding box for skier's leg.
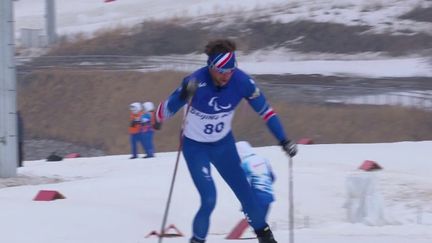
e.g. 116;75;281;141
212;145;277;242
261;203;270;221
210;136;267;230
183;137;216;240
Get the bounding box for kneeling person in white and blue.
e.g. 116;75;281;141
236;141;275;221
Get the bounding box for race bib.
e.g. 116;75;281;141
183;107;234;142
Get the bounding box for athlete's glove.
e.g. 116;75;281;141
153;103;163;130
153;120;162;130
180;79;198;101
280;140;297;158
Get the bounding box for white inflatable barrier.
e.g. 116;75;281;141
344;173;398;226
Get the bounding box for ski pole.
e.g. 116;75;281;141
158;100;193;243
288;155;294;243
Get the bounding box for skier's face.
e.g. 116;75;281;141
209;67;235;87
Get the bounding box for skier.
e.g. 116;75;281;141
141;101;156;158
154;39;297;243
128;102;145;159
236;141;275;221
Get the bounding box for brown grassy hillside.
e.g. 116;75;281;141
18;70;432;155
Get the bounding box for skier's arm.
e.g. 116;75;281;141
247;91;298;157
155;76;197;124
241;78;297;157
246;89;288;143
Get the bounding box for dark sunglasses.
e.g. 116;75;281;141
210;64;236;74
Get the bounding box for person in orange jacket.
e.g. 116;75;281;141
128;102;145;159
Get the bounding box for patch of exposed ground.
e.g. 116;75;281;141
17;70;432;159
0;175;64;188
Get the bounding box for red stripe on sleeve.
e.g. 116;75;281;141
156;102;164;122
263;110;276;122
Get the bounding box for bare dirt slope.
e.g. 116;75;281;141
18;69;432;156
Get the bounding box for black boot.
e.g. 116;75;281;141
255;226;277;243
190;237;205;243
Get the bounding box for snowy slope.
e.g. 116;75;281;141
0;141;431;243
13;0;432;78
14;0;432;36
3;2;432;242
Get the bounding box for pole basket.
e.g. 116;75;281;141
146;224;184;238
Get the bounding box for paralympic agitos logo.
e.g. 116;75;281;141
208;97;232;111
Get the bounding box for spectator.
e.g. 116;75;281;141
128;102;145;159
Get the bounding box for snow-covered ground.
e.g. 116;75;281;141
1;141;432;243
2;1;431;242
13;0;432;78
234;55;432;77
13;0;432;36
327;90;432;110
141;52;432;78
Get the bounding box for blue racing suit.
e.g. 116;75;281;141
156;66;288;240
